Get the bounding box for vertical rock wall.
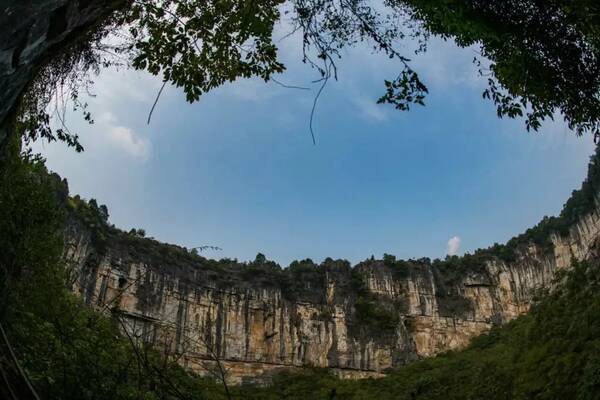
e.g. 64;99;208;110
62;193;600;384
3;0;600;386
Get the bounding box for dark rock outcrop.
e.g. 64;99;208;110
0;0;122;154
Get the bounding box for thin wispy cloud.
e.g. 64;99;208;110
411;38;488;91
100;112;151;161
354;95;388;122
107;126;151;160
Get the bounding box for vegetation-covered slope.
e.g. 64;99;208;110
0;144;222;400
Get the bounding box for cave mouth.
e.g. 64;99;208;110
3;3;600;399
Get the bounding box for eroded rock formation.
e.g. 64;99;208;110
61;155;600;384
3;0;600;387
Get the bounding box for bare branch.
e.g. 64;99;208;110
147;81;168;125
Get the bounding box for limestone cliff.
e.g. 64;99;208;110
2;0;599;386
62;152;600;384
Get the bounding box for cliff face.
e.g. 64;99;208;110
61;161;600;384
3;0;598;387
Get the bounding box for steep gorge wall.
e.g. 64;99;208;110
61;167;600;384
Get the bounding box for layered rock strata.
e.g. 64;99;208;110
63;174;600;384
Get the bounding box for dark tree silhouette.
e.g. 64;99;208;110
4;0;600;155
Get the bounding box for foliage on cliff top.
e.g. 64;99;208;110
0;147;229;399
63;145;600;312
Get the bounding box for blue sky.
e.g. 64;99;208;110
35;31;595;266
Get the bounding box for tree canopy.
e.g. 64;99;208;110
15;0;600;151
402;0;600;135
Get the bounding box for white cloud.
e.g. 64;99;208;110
221;77;279;102
94;64;162;104
94;111;151;160
98;111;117;124
446;236;461;256
411;38;488;91
106;125;151;160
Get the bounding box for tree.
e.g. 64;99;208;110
383;254;397;265
98;205;109;223
254;253;267;265
4;0;600;157
398;0;600;136
8;0;427;151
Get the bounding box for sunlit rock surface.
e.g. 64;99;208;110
3;0;599;386
63;187;600;384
